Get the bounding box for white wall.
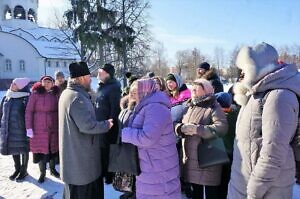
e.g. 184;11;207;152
0;31;41;81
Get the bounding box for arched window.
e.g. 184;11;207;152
14;5;26;19
28;9;36;22
4;6;12;20
5;59;12;71
20;60;25;71
56;61;60;68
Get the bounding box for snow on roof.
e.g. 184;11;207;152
0;25;80;60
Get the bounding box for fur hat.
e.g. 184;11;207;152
236;42;280;86
215;92;232;108
69;62;90;78
198;62;210;70
12;77;30;90
101;63;115;77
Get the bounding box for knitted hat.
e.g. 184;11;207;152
146;72;155;78
12;77;30;90
215;92;232;108
101;63;115;77
198;62;210;70
165;73;176;83
69;62;90;78
54;71;65;78
235;42;280;86
40;75;54;82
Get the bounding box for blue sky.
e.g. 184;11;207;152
39;0;300;64
148;0;300;63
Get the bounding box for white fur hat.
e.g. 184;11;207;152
236;42;280;86
12;77;30;90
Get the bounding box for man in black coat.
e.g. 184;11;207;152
197;62;224;93
95;63;121;184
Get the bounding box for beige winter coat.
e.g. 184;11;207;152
228;64;300;199
175;95;228;186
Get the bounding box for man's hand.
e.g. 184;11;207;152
107;119;114;129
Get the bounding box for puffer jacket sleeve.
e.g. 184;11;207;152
25;93;36;130
197;103;228;139
122;103;168;147
70;96;109;134
247;90;298;198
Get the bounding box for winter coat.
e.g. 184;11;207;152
25;83;59;154
95;78;121;147
228;64;300;199
169;84;191;124
0;91;30;155
202;68;224;93
59;82;110;185
175;95;228;186
122;91;181;199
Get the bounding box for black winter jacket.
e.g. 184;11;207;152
0;94;29;155
95;78;121;146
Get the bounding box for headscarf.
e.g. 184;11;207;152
137;79;158;101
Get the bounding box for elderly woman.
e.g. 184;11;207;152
175;79;228;199
121;79;181;199
0;78;31;182
25;75;60;183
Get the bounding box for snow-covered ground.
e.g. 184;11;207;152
1;153;299;199
0;153;122;199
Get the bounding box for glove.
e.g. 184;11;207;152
26;129;34;138
181;123;198;136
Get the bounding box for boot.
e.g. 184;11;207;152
9;155;21;180
38;160;46;183
16;153;29;182
296;161;300;185
50;159;60;178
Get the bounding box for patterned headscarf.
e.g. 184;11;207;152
137;79;158;102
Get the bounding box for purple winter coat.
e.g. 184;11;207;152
25;83;59;154
122;91;181;199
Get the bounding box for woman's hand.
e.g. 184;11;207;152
26;129;34;138
181;123;198;136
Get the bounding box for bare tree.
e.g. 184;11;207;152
149;41;169;77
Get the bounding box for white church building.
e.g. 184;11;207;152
0;0;79;84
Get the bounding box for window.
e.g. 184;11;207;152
20;60;25;71
56;61;59;68
64;61;67;67
5;59;12;71
47;61;51;68
14;5;26;20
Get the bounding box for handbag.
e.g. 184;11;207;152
197;137;230;168
108;110;141;176
108;142;141;176
112;172;135;192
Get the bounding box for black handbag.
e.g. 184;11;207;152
112;172;135;192
197;137;230;168
108;142;141;176
108;110;141;176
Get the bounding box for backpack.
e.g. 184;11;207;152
258;89;300;161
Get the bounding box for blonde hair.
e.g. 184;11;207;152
193;79;214;95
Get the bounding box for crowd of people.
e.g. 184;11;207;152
0;42;300;199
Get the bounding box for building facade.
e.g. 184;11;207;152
0;0;79;83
